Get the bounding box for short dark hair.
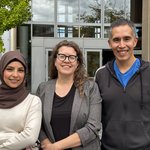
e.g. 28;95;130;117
109;18;137;38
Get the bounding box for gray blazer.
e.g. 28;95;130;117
36;79;102;150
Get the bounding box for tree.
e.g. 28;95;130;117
80;1;101;23
80;0;130;24
0;0;31;52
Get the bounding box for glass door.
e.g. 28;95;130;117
85;50;102;77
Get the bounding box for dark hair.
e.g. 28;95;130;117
109;18;137;38
50;40;88;96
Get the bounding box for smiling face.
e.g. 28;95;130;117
3;61;25;88
55;46;78;78
108;24;138;64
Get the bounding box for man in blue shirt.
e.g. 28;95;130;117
95;18;150;150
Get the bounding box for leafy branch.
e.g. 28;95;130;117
0;0;31;52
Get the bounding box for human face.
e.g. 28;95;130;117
3;61;25;88
55;46;78;77
108;25;138;63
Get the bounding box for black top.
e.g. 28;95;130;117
51;84;76;150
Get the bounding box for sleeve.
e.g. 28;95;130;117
39;124;48;142
0;96;42;150
95;67;106;93
36;83;49;142
76;81;102;146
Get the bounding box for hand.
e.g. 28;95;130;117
41;143;62;150
41;138;51;150
41;138;52;146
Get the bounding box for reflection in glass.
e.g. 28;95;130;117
104;26;110;38
33;24;54;37
135;26;142;50
80;0;101;23
87;51;100;77
57;26;79;37
104;0;130;23
80;26;101;38
57;0;78;23
32;0;54;21
58;15;65;22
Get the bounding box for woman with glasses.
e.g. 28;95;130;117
36;40;102;150
0;51;42;150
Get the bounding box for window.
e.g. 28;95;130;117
104;0;130;23
33;24;54;37
57;25;79;37
86;51;102;77
32;0;54;21
80;0;101;23
135;26;142;50
80;26;101;38
57;0;78;23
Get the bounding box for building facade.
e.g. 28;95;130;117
7;0;150;93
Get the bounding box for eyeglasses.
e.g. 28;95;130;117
57;53;78;63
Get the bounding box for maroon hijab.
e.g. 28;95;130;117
0;51;29;109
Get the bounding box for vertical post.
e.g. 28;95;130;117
142;0;150;61
10;28;17;51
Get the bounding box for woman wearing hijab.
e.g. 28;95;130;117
37;40;102;150
0;51;42;150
